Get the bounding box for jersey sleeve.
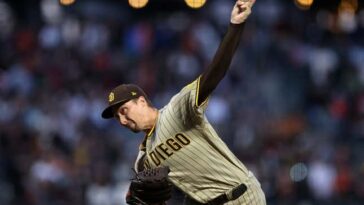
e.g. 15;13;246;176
169;76;209;122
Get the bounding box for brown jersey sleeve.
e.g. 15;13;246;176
198;23;245;106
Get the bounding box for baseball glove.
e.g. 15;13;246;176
126;166;172;205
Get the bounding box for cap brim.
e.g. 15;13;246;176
101;100;128;119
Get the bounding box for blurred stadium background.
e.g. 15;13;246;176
1;0;364;204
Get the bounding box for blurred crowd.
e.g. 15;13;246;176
1;0;364;205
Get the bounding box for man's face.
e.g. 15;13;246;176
114;97;148;133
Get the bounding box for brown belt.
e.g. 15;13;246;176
207;183;247;205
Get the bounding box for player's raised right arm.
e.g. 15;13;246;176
197;0;255;106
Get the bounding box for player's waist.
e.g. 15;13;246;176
208;183;247;205
184;183;248;205
209;172;260;204
185;171;261;204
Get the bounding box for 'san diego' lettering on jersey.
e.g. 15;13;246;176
144;133;191;168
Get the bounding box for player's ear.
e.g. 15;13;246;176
138;96;147;105
137;95;153;107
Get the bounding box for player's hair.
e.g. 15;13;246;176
131;96;153;107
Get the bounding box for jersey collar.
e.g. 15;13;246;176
146;123;156;138
139;111;158;151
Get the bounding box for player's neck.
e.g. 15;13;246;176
144;108;159;134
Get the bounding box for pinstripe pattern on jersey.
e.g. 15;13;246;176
135;77;265;204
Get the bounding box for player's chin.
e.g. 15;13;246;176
130;128;140;133
128;125;141;133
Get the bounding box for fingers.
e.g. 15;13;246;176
231;0;254;24
237;0;255;3
236;0;254;7
236;0;254;13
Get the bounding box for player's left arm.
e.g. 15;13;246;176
197;0;255;106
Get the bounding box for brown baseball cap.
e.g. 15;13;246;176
101;84;147;119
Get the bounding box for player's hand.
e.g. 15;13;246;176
231;0;255;24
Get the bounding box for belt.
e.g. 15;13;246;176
207;183;247;205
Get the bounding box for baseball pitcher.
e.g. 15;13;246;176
101;0;266;204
